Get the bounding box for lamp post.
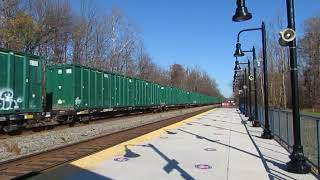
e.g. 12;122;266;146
239;62;250;118
240;72;246;115
232;0;311;174
233;58;246;113
252;47;260;127
236;47;260;127
235;60;252;118
244;68;248;117
234;60;246;115
233;23;272;139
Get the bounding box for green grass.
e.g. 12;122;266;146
302;111;320;117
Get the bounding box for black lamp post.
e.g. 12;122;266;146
240;71;246;115
285;0;311;174
232;0;311;174
244;68;248;117
245;61;252;120
236;47;260;127
233;70;242;109
238;61;250;118
252;47;260;127
233;23;272;139
235;60;252;118
234;60;246;114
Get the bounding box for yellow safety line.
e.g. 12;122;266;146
71;108;216;169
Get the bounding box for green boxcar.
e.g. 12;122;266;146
0;48;43;116
47;64;149;112
46;63;221;113
47;64;114;111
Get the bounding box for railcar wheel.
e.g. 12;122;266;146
83;117;90;124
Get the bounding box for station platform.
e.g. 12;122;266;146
31;108;317;180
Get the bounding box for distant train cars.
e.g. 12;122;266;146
0;48;222;132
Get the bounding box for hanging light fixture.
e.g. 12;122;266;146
232;0;252;22
234;60;242;71
234;43;245;57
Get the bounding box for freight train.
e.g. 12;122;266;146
0;48;222;132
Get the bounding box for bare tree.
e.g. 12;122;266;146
0;0;224;98
299;16;320;111
105;6;138;74
170;64;187;89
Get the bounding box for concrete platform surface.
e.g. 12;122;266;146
30;108;317;180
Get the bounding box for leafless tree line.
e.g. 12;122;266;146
0;0;224;98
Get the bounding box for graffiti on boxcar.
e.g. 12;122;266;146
0;89;23;110
75;97;81;106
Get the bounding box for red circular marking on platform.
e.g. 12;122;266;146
114;157;129;162
195;164;212;169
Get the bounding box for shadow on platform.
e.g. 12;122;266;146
124;145;141;158
27;164;114;180
164;130;178;135
177;127;296;180
190;122;262;139
132;144;195;180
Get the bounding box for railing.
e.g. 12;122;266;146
256;106;320;171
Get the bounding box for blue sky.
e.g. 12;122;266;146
71;0;319;97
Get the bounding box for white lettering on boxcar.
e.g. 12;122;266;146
0;89;23;110
58;99;63;104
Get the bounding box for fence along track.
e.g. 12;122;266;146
257;106;320;176
0;107;214;180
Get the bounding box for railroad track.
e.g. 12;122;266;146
0;107;213;180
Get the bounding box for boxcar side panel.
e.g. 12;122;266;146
82;68;90;109
0;50;42;115
102;73;110;108
111;74;116;107
74;66;82;109
96;72;103;108
128;78;133;107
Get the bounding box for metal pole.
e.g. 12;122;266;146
240;73;246;114
238;75;241;111
260;22;273;139
252;47;260;127
242;71;246;115
240;74;243;113
239;74;242;111
248;60;253;121
239;85;241;110
285;0;311;174
244;68;248;117
236;24;272;135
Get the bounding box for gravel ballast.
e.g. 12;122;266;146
0;106;214;163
